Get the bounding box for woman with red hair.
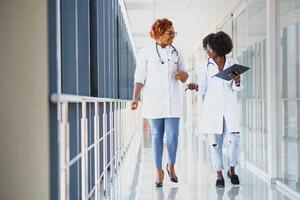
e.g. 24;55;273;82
131;18;188;187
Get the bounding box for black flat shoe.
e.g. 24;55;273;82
155;170;164;187
155;182;163;188
216;178;225;188
166;163;178;183
227;170;240;185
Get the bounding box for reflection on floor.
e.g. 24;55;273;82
129;128;298;200
103;124;299;200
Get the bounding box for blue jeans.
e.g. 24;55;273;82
208;118;240;172
148;118;180;169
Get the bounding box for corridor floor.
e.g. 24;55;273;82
130;129;298;200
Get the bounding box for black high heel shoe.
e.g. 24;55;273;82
166;163;178;183
155;170;164;187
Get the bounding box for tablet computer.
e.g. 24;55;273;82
215;64;250;81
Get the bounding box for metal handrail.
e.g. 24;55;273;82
281;98;300;101
51;93;131;103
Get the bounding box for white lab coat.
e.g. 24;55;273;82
198;56;243;134
134;43;186;119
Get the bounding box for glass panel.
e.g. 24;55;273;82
222;18;233;58
277;0;300;192
230;0;268;172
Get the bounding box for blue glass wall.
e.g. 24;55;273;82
49;0;136;199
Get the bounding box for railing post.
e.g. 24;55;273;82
117;101;122;198
94;102;99;200
81;102;88;199
59;102;69;200
121;102;124;158
115;101;121;196
114;102;117;174
103;102;108;196
110;101;114;180
117;102;121;167
113;101;118;198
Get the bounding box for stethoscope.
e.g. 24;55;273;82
206;58;217;79
155;43;179;65
206;57;229;79
207;57;214;68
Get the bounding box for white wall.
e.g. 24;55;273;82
0;0;49;200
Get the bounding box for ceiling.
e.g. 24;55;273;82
123;0;241;57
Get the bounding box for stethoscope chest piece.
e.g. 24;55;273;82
159;58;164;64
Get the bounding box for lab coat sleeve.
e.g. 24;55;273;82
231;58;244;92
232;79;243;92
177;49;192;83
197;61;208;94
134;49;147;85
177;50;187;71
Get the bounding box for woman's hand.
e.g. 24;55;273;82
185;83;199;91
131;83;143;110
175;70;188;82
229;72;240;86
130;99;138;110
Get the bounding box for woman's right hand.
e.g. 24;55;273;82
185;83;199;91
130;99;139;110
175;70;189;83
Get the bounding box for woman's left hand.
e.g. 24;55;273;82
229;71;240;86
174;70;188;82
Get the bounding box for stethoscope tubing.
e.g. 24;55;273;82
155;43;179;64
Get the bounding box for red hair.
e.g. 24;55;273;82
150;18;173;40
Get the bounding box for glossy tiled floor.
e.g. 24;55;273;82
130;129;299;200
